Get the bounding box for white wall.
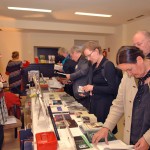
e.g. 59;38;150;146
0;31;105;78
105;16;150;65
1;16;150;78
105;25;124;64
125;16;150;43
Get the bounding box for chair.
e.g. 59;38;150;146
4;91;25;128
4;91;24;138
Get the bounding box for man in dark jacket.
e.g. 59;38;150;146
66;46;91;110
57;47;77;96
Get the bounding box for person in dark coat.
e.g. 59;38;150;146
66;46;91;110
58;47;77;74
57;47;77;96
82;41;118;134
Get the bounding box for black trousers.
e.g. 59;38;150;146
0;125;4;150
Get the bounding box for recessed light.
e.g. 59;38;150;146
8;7;52;13
75;12;112;17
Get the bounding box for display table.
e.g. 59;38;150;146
30;89;133;150
31;90;81;150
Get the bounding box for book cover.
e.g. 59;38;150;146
80;122;103;132
49;94;55;99
51;105;69;113
54;64;63;71
54;113;72;121
68;106;87;113
74;136;92;150
55;120;66;129
66;119;78;128
74;111;89;118
81;114;97;124
52;100;62;105
54;114;77;129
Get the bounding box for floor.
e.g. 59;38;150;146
2;96;125;150
3;129;20;150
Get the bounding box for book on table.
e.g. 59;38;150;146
54;113;72;121
51;105;69;114
53;113;78;129
52;99;63;105
74;135;92;150
79;122;103;132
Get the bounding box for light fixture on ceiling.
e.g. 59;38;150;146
8;7;52;13
75;12;112;17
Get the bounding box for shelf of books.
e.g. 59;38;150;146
30;87;132;150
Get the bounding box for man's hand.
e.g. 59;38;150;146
134;137;150;150
92;127;109;145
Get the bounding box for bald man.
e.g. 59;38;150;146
133;30;150;58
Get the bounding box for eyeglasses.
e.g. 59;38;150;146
85;50;95;59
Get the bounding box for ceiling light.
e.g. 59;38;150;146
75;12;112;17
8;7;52;13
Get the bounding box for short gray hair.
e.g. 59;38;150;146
70;45;83;53
58;47;68;55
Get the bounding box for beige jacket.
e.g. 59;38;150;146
104;73;150;145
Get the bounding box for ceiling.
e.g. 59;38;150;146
0;0;150;32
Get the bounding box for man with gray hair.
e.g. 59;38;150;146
66;45;91;110
133;30;150;58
